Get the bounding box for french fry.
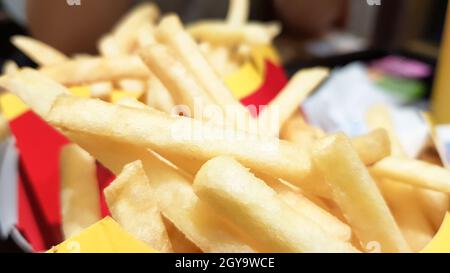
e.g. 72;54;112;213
280;110;325;145
188;21;279;46
0;68;69;117
104;160;173;252
60;144;101;239
351;129;391;165
156;16;247;110
377;179;434;252
265;178;352;242
371;156;450;194
312;133;410;253
98;35;122;57
2;60;19;75
146;73;175;113
156;15;252;129
137;22;157;49
40;56;149;85
47;96;331;198
193;156;358;253
61;131;254;253
11;35;68;66
258;67;329;136
227;0;250;26
139;44;217;121
365;103;434;249
416;188;450;230
366;104;405;157
112;3;160;54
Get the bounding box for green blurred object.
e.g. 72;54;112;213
376;75;427;104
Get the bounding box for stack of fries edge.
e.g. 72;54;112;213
0;0;449;253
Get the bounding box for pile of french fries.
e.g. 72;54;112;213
1;1;450;253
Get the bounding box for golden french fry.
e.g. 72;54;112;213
371;156;450;194
193;156;358;253
312;133;410;253
139;44;216;121
188;21;278;46
60;143;101;239
104;160;173;252
2;60;19;75
112;3;160;54
376;179;434;252
0;68;69;117
259;67;329;136
40;56;149;85
47;96;330;197
162;216;202;253
227;0;250;26
11;35;68;66
146;73;175;113
351;129;391;165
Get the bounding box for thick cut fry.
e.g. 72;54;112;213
60;144;101;239
280;111;324;144
11;35;68;66
188;21;279;46
137;22;157;49
0;68;69;117
40;56;149;85
312;134;410;253
59;130;253;253
259;68;329;136
377;179;434;252
156;16;250;121
104;160;173;252
227;0;250;26
48;96;331;197
371;156;450;194
193;156;358;253
351;129;391;165
146;73;175;113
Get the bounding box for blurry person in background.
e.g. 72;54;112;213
1;0;347;55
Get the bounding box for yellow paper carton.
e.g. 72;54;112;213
47;217;156;253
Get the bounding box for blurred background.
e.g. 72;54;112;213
0;0;449;252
